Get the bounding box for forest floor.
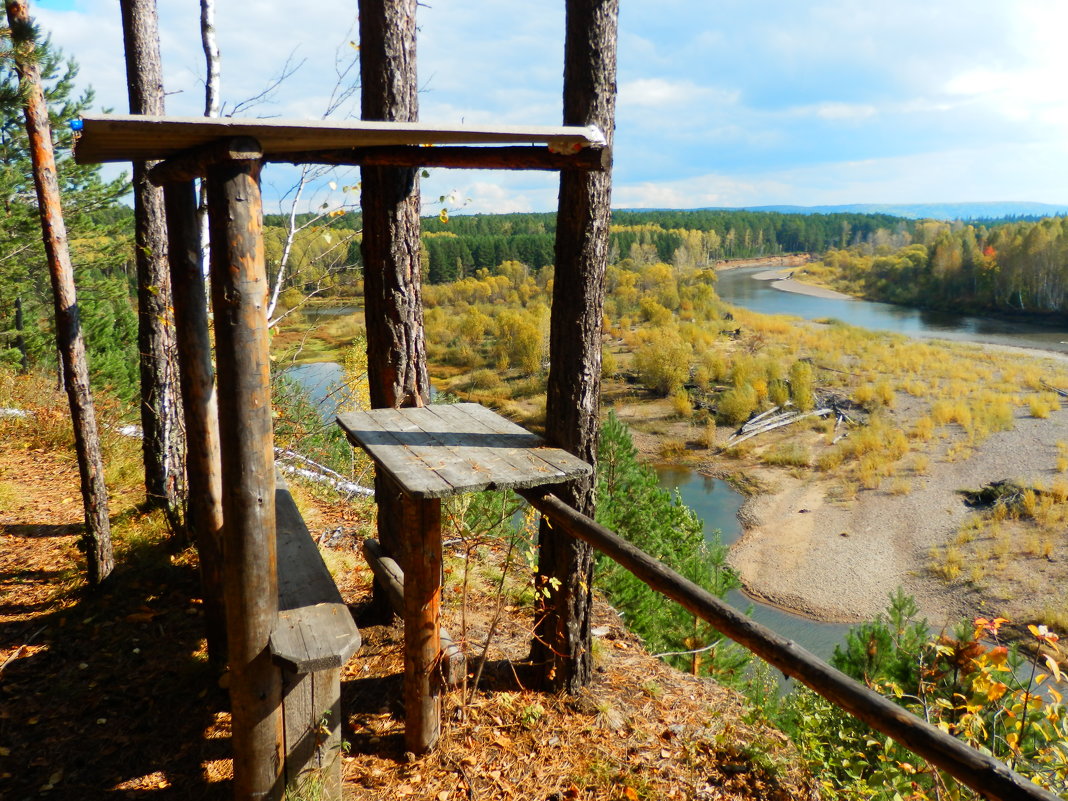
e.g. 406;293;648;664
0;373;818;801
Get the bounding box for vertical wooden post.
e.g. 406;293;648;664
206;141;283;801
162;179;227;668
534;0;619;692
401;490;442;753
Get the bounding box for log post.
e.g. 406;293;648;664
400;491;442;754
206;141;283;801
162;178;227;668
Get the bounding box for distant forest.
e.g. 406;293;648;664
266;208;910;284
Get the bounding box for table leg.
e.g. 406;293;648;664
401;494;442;753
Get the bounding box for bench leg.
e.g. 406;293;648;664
280;667;343;800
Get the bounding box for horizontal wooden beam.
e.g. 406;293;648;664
74;113;606;165
149;137;262;185
517;487;1062;801
269;144;610;172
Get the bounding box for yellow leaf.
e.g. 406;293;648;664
1045;654;1063;682
624;787;639;801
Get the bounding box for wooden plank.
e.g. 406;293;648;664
454;403;594;477
337;404;591;499
337;409;455;497
74;113;607;164
423;404;573;488
518;488;1062;801
270;144;611;172
280;668;343;799
270;480;361;673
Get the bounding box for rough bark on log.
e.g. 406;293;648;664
359;0;430;622
533;0;619;695
120;0;185;531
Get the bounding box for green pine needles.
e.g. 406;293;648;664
594;411;748;680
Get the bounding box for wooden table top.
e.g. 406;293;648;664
336;403;592;499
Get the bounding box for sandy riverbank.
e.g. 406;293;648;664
727;400;1068;628
750;267;855;301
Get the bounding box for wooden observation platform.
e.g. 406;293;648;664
73;107;609;799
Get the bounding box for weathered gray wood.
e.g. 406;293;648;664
336;403;591;499
519;488;1061;801
271;480;361;673
362;538;466;686
280;667;343;800
74;113;606;164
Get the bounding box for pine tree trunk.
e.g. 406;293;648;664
119;0;186;532
359;0;430;618
533;0;618;693
6;0;114;585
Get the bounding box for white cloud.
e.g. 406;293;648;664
28;0;1068;212
620;78;738;109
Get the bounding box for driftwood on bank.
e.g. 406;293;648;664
725;408;832;447
361;538;466;687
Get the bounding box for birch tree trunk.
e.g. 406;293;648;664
198;0;220;265
119;0;186;531
359;0;430;618
533;0;618;692
6;0;114;585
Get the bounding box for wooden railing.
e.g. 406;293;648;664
517;488;1063;801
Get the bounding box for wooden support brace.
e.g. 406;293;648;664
362;537;466;686
149;136;263;185
270;143;611;172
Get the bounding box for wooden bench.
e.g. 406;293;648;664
269;479;361;799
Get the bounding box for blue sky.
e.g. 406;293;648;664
31;0;1068;214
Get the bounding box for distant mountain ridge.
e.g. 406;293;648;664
725;202;1068;221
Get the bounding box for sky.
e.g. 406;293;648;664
29;0;1068;215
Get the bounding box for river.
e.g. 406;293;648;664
284;268;1068;661
653;265;1068;660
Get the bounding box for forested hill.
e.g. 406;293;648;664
731;201;1068;221
267;208;910;284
